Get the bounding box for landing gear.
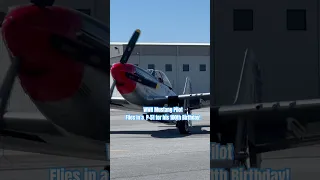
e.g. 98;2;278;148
176;120;190;134
212;117;262;169
167;96;192;134
176;107;191;134
233;118;262;169
232;138;262;169
104;166;109;171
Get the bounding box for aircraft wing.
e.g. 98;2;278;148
214;99;320;154
110;93;210;111
176;92;210;109
143;93;210;109
110;96;133;111
1;112;107;161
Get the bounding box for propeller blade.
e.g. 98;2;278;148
110;79;116;99
50;29;139;74
0;57;20;129
119;29;141;64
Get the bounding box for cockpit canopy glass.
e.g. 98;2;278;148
146;69;155;76
135;67;156;82
145;69;172;88
154;70;172;88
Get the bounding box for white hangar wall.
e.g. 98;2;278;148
110;43;210;95
0;0;109;112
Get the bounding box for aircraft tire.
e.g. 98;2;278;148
247;142;262;168
176;120;190;134
104;165;110;171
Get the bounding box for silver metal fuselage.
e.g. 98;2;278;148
121;81;177;110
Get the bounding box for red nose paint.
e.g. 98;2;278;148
2;5;84;102
110;63;136;94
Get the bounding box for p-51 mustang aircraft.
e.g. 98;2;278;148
0;0;110;170
110;30;210;134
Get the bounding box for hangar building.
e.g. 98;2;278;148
212;0;320;105
0;0;109;112
110;43;210;95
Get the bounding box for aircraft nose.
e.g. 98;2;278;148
110;63;134;80
110;63;136;94
1;6;85;102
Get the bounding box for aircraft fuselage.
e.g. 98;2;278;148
110;63;176;110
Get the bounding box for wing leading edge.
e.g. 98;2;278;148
214;99;320;154
110;93;210;111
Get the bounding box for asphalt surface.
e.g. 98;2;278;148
1;108;320;180
262;145;320;179
111;108;320;180
110;108;211;180
0;150;107;180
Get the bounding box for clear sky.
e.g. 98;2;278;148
110;0;210;43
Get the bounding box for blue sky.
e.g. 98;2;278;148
110;0;210;43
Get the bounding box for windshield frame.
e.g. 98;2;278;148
136;66;157;82
155;70;172;88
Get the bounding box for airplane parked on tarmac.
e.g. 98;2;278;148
110;30;210;134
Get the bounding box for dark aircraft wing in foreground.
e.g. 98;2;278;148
1;112;107;161
215;99;320;154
